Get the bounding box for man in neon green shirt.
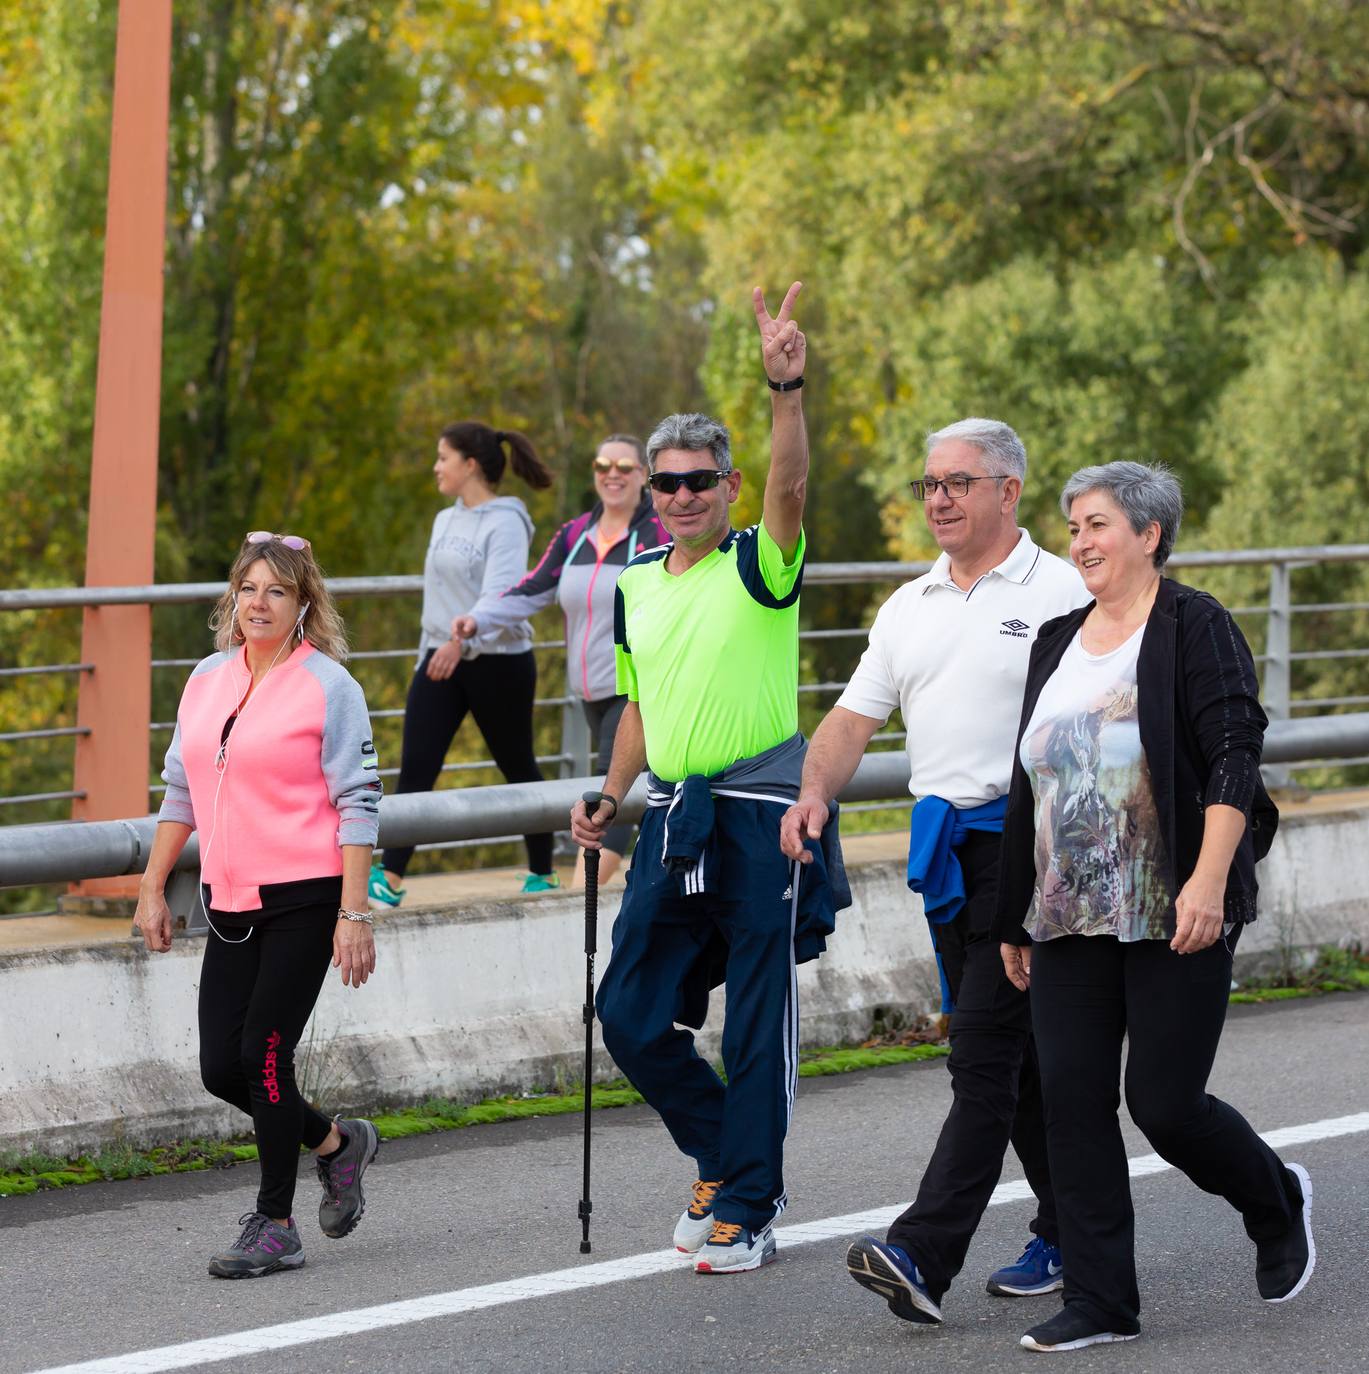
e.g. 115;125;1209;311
571;284;842;1275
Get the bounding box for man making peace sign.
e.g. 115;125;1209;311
571;282;846;1274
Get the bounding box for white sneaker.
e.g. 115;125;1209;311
672;1179;722;1253
695;1220;777;1274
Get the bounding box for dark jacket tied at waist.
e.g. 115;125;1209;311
646;732;851;1026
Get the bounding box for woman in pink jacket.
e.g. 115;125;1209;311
134;532;384;1280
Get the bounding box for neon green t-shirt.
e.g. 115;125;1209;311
613;521;804;781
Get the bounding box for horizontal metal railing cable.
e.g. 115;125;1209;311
5;543;1369;613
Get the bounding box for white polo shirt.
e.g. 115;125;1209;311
836;529;1089;809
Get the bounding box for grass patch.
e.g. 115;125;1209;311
372;1084;647;1139
1232;943;1369;1004
374;1043;951;1139
798;1043;949;1075
1230;985;1317;1005
0;1042;948;1198
0;1140;258;1198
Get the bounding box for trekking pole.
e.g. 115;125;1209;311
578;791;604;1254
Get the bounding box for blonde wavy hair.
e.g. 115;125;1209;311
209;535;349;661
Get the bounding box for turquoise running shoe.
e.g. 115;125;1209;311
368;863;404;908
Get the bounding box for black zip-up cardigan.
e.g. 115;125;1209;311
993;577;1280;945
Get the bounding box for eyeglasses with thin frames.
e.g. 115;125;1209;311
647;469;725;496
593;457;642;475
908;475;1007;501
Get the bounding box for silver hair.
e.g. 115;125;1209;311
645;413;733;474
1060;461;1183;569
925;417;1027;481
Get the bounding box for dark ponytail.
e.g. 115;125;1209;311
440;420;553;491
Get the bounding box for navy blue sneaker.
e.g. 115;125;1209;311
987;1235;1065;1296
846;1236;942;1324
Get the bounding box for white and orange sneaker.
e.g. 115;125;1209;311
694;1220;777;1274
672;1178;723;1253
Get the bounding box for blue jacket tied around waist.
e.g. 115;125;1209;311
906;794;1007;1013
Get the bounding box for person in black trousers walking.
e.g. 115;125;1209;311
371;421;558;904
996;461;1313;1353
785;418;1090;1325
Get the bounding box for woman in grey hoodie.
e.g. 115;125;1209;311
371;421;556;903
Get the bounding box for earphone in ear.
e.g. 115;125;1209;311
296;601;311;624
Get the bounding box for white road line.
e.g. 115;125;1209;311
30;1111;1369;1374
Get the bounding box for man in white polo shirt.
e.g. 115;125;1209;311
779;417;1088;1327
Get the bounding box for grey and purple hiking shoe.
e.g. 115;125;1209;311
207;1212;304;1278
317;1116;380;1239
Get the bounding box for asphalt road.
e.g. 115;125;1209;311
4;994;1367;1374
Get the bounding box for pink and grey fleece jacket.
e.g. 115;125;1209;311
158;644;382;912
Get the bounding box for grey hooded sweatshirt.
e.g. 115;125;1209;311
418;496;536;662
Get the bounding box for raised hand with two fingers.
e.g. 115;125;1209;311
753;281;806;385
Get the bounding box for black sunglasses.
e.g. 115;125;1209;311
647;468;725;495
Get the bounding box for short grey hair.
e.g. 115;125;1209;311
645;413;733;474
925;417;1027;481
1060;461;1183;569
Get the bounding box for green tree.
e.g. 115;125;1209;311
1202;261;1369;717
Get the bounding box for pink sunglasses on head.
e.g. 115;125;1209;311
246;530;311;552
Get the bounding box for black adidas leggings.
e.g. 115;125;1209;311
383;649;553;879
198;914;335;1218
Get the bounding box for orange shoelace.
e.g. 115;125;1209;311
688;1178;722;1218
708;1220;743;1245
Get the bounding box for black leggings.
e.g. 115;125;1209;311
198;914;336;1218
1031;931;1296;1332
383;649;553;878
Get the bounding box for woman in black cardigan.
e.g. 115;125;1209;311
994;461;1313;1353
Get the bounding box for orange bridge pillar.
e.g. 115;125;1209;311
71;0;173;895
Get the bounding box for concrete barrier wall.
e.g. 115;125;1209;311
2;803;1366;1156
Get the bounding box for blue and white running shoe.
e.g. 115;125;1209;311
846;1235;942;1324
987;1235;1065;1296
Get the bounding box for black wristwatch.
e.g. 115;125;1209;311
767;376;804;392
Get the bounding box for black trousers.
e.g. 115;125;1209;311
887;832;1056;1298
1030;931;1297;1332
581;693;632;856
383;649;553;878
198;914;335;1218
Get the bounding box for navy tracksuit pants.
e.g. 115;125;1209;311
595;798;800;1235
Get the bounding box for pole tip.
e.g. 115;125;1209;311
580;1240;592;1254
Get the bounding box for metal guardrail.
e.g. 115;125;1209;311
5;545;1369;818
1;713;1367;889
5;545;1369;613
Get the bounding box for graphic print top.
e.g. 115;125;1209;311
1019;623;1172;942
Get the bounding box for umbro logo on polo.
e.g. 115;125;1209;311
1000;618;1030;638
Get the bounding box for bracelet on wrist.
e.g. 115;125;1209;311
766;375;804;392
338;907;374;925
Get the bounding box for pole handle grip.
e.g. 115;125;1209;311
580;791;604;891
